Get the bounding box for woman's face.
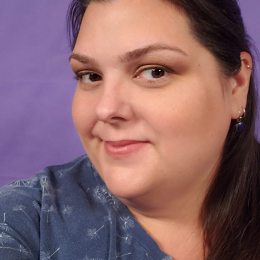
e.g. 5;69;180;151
70;0;233;201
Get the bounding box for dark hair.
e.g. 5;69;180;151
67;0;260;259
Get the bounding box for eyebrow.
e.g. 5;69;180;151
119;44;188;62
69;53;97;65
69;43;187;64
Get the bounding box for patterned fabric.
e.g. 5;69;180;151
0;155;173;260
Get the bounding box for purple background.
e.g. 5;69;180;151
0;0;259;187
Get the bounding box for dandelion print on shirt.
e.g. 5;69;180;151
0;155;174;260
0;213;10;232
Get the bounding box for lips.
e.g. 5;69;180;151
104;140;149;157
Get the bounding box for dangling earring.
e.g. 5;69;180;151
235;107;246;131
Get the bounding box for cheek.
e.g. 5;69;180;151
72;89;96;138
146;90;230;185
143;88;209;131
147;81;231;152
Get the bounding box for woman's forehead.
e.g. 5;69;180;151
75;0;194;55
72;0;222;84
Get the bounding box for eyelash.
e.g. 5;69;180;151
135;65;172;83
74;65;173;85
74;72;102;82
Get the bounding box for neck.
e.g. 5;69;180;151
120;172;210;223
118;176;210;260
126;196;205;260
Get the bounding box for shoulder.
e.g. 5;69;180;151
0;154;96;259
0;154;96;213
2;154;92;190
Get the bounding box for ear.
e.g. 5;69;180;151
230;52;252;119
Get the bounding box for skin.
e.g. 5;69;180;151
70;0;251;258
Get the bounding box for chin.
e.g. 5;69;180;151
99;166;151;200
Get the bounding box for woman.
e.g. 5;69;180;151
0;0;259;259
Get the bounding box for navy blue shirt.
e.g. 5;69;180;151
0;155;173;260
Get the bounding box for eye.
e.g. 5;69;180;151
140;68;166;79
136;66;172;82
75;71;102;83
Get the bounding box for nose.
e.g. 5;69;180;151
95;82;134;124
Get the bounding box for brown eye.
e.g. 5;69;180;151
83;72;102;82
76;71;102;83
88;73;102;82
136;66;170;81
151;68;165;78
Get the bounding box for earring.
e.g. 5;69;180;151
236;107;246;131
246;64;252;69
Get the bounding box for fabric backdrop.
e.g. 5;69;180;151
0;0;259;187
